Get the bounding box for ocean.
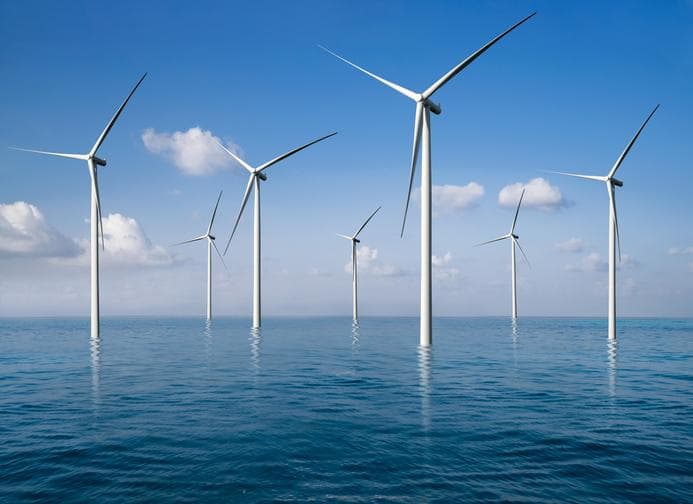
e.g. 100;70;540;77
1;317;691;502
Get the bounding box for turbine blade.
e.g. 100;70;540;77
548;170;606;182
207;190;223;235
353;206;381;239
336;234;353;241
214;140;254;173
9;147;87;161
608;104;659;179
171;235;207;246
211;238;229;271
255;132;338;173
401;102;424;238
319;45;420;101
515;238;531;268
510;188;525;234
224;174;254;255
422;12;536;100
88;164;105;250
607;183;622;262
475;234;509;247
90;73;147;157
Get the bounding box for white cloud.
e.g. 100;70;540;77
668;246;693;255
499;177;565;211
619;254;639;270
555;237;584;253
429;183;484;215
432;252;460;280
95;213;176;267
566;252;608;272
142;127;242;176
344;245;403;277
0;201;80;258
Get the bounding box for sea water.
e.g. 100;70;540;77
1;317;691;502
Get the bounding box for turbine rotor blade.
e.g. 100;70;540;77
255;132;338;173
514;238;531;268
475;234;509;247
211;238;229;271
90;73;147;157
607;182;622;262
207;190;223;235
336;234;353;241
224;174;255;255
9;147;87;161
422;12;536;100
353;206;381;239
549;170;606;182
171;236;206;246
401;102;424;238
608;104;659;179
88;164;105;250
214;140;254;173
510;188;525;234
318;45;420;101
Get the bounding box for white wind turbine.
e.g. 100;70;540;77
477;189;529;319
321;12;535;346
173;191;226;320
337;206;381;322
216;132;337;328
552;105;659;339
11;73;147;338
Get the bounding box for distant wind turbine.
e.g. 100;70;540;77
216;132;337;328
11;73;147;338
321;12;535;346
477;189;529;319
337;206;381;322
552;105;659;339
173;191;226;320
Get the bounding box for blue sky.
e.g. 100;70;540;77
1;0;692;317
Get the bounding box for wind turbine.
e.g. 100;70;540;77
173;190;226;320
320;12;535;346
552;105;659;339
11;73;147;338
337;206;381;322
477;189;529;319
216;132;337;328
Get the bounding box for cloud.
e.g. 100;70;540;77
142;127;242;176
95;213;176;267
429;183;484;215
432;252;460;280
668;246;693;255
308;267;331;277
565;252;608;272
555;237;584;253
619;254;639;270
499;177;565;211
0;201;80;258
344;246;403;277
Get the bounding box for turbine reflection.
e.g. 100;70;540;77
418;345;432;430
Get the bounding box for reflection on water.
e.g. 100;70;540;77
418;345;432;430
203;320;213;365
250;327;261;371
90;336;101;409
351;321;360;354
511;319;519;365
607;338;617;398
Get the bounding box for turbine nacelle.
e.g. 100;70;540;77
256;171;268;181
424;99;442;115
92;156;107;166
511;234;519;240
610;178;623;187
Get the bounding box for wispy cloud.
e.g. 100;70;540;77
555;237;585;253
668;246;693;255
344;245;404;277
432;252;460;281
0;201;80;258
499;177;566;211
142;127;243;176
565;252;608;272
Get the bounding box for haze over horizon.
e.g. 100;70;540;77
1;0;692;318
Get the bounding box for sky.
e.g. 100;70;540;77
1;0;692;318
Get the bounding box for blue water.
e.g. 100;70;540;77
1;317;691;502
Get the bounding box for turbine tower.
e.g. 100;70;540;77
337;206;381;322
553;105;659;339
11;73;147;338
321;13;535;346
477;189;529;319
173;191;226;320
217;132;337;328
